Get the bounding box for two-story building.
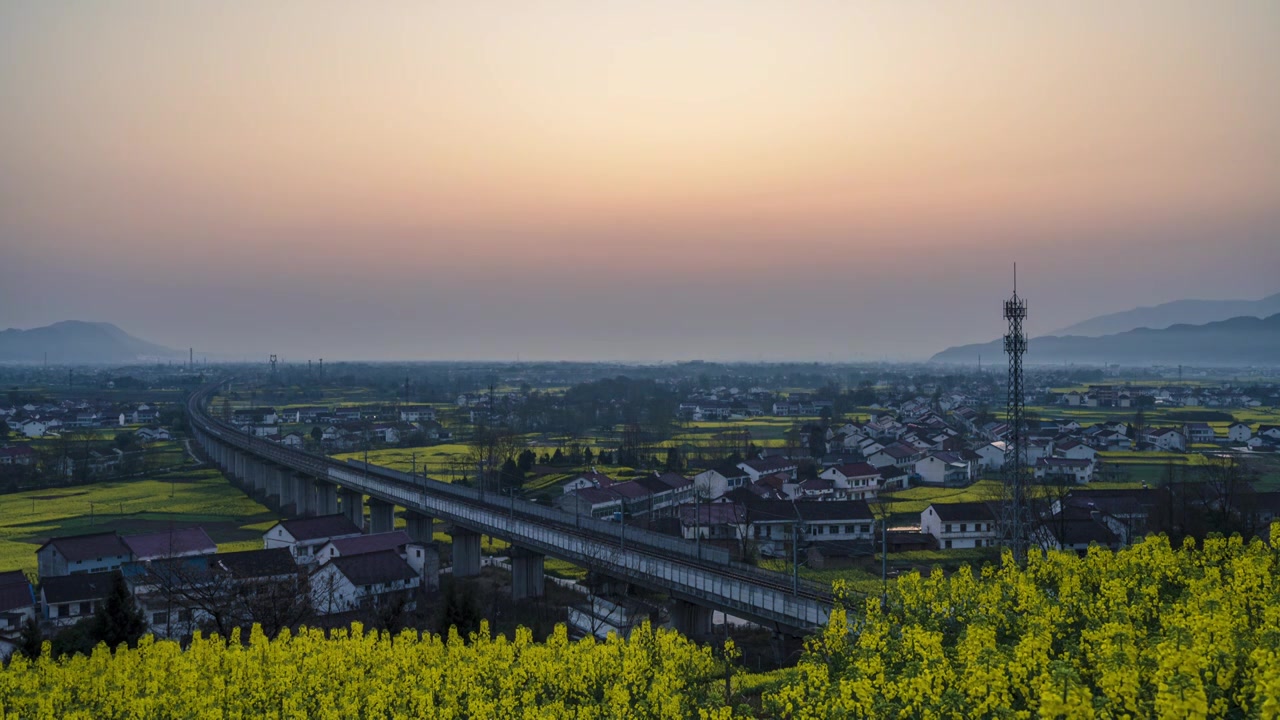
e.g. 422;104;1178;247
263;515;363;564
920;502;999;549
1034;457;1094;485
309;550;420;615
37;532;133;579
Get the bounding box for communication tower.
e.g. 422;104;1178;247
1000;265;1031;562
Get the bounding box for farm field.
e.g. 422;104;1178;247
0;467;279;575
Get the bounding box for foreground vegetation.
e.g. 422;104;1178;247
4;527;1277;718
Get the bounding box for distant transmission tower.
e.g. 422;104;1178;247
269;354;279;379
1000;264;1031;562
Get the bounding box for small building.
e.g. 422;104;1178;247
0;445;38;466
920;502;999;549
1227;423;1253;443
263;515;363;564
399;406;437;423
1182;423;1216;445
914;453;973;487
39;573;113;627
309;550;420;615
1034;457;1095;485
0;571;36;643
37;532;133;579
737;456;798;483
975;441;1008;471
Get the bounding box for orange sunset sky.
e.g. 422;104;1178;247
2;1;1278;360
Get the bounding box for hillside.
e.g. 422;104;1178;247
1052;292;1280;337
931;313;1280;366
0;321;179;363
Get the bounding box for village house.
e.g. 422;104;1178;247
737;456;798;483
398;405;437;423
914;453;974;486
1182;423;1216;445
690;464;749;499
1227;423;1253;443
745;499;876;558
867;443;922;470
1147;428;1187;452
309;550;421;615
37;532;133;579
1034;457;1095;485
975;441;1008;470
39;574;113;628
263;515;363;564
920;502;999;549
818;462;883;500
316;530;413;564
562;471;616;494
0;571;36;649
0;445;37;466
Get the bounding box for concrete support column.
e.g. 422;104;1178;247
368;498;395;534
250;460;267;496
511;548;545;600
450;528;482;578
294;474;316;517
313;481;338;516
669;600;713;639
277;468;296;514
265;467;282;509
340;489;364;528
404;512;435;543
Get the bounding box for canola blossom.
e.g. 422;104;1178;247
2;527;1277;719
0;622;733;720
766;530;1280;719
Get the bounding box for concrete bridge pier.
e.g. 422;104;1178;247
340;489;364;528
249;459;268;499
294;473;317;516
450;528;482;578
368;498;395;534
277;470;298;516
404;512;435;543
264;466;283;512
313;481;339;516
669;600;713;639
510;547;545;600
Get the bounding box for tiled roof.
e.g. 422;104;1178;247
327;531;412;557
123;527;217;560
928;501;998;522
328;550;417;586
215;548;297;579
276;515;363;542
41;573;113;604
39;532;131;562
832;463;879;477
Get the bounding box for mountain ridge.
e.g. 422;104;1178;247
1051;292;1280;337
931;313;1280;366
0;321;180;363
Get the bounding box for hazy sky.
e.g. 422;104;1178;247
2;1;1278;361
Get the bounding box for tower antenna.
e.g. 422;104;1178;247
1000;263;1031;562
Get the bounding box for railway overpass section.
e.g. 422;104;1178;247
187;380;835;636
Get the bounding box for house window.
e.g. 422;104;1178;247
177;609;191;622
51;605;62;618
944;524;952;533
860;524;871;533
945;540;953;549
78;602;91;615
152;612;167;626
960;524;967;532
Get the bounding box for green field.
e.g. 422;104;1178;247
0;468;279;575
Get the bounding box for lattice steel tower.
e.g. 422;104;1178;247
1000;265;1031;562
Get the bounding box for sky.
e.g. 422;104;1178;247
1;1;1278;362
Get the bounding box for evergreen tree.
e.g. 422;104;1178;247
17;616;43;659
91;572;147;650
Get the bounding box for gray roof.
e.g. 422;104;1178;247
276;515;363;542
39;532;131;562
327;531;412;557
929;501;998;522
41;573;113;604
123;527;217;560
215;548;297;579
329;550;417;586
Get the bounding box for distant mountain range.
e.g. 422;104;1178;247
931;313;1280;366
0;321;180;364
1051;292;1280;337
